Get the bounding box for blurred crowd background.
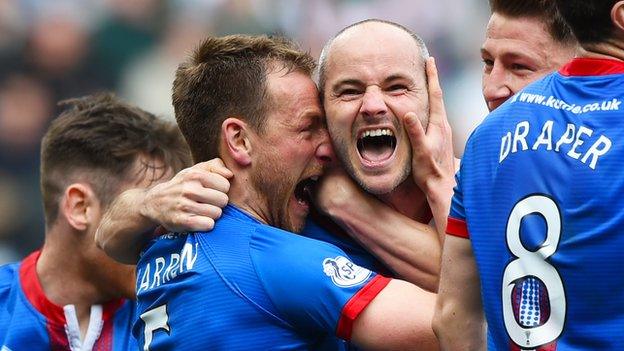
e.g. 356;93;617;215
0;0;490;263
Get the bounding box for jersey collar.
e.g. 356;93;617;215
559;57;624;76
19;250;126;326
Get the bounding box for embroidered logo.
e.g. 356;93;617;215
322;256;371;287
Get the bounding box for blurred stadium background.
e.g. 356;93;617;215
0;0;489;263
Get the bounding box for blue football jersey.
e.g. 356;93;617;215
302;212;388;275
134;205;390;350
447;58;624;350
0;251;137;351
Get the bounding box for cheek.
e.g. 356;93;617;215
327;112;351;139
386;94;426;120
511;74;542;95
326;100;357;124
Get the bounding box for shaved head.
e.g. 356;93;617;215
318;19;429;96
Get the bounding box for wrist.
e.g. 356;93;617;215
136;188;157;225
424;177;455;206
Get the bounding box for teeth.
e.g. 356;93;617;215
362;128;393;138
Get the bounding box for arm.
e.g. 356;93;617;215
96;159;232;264
432;235;486;350
403;57;457;243
351;279;439;351
315;167;440;292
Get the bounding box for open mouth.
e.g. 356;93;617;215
357;128;397;163
294;176;319;206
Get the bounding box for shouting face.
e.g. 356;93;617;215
322;22;429;195
250;67;333;232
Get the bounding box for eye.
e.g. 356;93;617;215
388;84;407;92
338;88;361;97
482;58;494;70
300;123;313;133
511;63;532;71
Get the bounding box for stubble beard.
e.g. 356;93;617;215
250;152;302;233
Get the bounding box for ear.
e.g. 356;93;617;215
611;1;624;32
61;183;98;231
222;117;253;167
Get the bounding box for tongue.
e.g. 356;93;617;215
360;140;394;162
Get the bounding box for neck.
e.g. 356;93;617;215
227;172;271;225
580;39;624;61
37;225;120;315
377;178;431;222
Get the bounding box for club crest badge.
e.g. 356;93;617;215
322;256;372;287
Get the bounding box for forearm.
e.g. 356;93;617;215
433;297;486;350
327;197;441;292
425;176;455;244
352;279;439;351
432;236;486;350
96;188;156;264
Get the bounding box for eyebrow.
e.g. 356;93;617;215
331;74;413;91
383;74;412;84
481;47;539;62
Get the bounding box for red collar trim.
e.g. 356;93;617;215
19;251;127;325
559;57;624;76
19;251;66;326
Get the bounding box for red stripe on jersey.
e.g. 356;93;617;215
94;316;114;351
511;341;557;351
446;217;469;239
19;251;70;349
559;58;624;76
336;275;391;341
19;250;127;350
19;252;66;323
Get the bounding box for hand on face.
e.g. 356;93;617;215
142;158;233;233
403;57;457;198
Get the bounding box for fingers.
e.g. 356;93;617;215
426;57;448;127
181;202;224;221
404;111;426;149
176;203;224;232
180;168;231;194
195;158;234;179
167;202;225;232
177;215;216;232
187;187;229;208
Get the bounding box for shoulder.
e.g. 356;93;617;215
251;224;373;290
0;262;20;306
253;223;347;261
0;262;19;290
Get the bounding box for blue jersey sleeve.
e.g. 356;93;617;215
250;226;390;341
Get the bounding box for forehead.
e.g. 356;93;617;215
266;69;322;119
326;23;424;82
483;13;557;58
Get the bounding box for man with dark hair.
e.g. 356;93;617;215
482;0;579;111
434;0;624;349
120;34;438;350
0;93;191;350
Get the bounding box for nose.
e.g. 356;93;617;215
482;62;512;111
360;86;388;119
315;128;335;165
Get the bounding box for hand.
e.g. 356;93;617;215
403;57;456;197
141;158;233;233
314;166;369;218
